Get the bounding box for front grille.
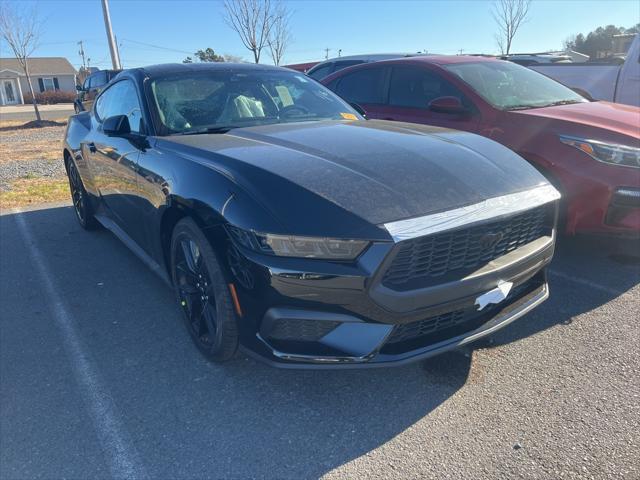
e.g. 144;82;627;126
385;277;538;346
386;310;467;344
267;318;340;342
382;206;549;291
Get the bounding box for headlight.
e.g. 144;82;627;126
226;226;369;260
559;135;640;168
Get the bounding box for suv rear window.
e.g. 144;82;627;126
332;60;364;73
89;71;107;89
308;63;334;80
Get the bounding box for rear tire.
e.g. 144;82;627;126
66;159;99;230
170;218;239;362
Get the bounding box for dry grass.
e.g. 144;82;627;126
0;177;70;210
0;117;67;129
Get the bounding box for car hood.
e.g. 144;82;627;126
511;101;640;140
164;120;548;232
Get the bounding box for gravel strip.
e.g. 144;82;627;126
0;125;67;189
0;159;66;190
0;125;64;144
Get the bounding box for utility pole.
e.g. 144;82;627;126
324;47;330;60
78;40;87;71
101;0;121;69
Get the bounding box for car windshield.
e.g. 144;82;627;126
150;70;359;135
444;61;587;110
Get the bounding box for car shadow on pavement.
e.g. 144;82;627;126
5;205;639;478
2;205;476;479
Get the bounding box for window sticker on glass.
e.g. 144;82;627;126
340;112;358;120
275;85;294;106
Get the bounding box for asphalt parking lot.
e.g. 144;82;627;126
1;202;639;479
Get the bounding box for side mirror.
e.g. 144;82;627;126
349;102;367;119
428;96;469;115
103;115;131;137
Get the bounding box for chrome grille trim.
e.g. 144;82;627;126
382;184;560;243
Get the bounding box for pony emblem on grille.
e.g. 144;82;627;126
479;231;505;249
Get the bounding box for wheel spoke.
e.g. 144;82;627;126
174;233;218;348
180;240;199;273
190;241;202;273
68;165;85;221
176;261;198;282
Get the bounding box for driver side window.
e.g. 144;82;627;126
95;80;143;133
389;66;468;109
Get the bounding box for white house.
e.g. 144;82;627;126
0;57;77;105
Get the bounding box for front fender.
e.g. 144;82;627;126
139;141;285;270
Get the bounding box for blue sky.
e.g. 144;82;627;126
5;0;640;69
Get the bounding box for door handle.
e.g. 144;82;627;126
88;142;97;153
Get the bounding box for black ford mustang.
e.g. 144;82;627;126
62;63;559;368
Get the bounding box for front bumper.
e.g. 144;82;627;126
242;273;548;369
231;228;555;368
227;186;559;368
556;156;640;236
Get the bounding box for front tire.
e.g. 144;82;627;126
171;218;239;362
66;159;98;230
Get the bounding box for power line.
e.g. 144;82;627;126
119;38;193;55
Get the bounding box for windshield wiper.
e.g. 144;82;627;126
541;100;583;107
505;99;582;111
177;126;236;136
505;105;535;111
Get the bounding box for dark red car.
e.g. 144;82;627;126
322;56;640;236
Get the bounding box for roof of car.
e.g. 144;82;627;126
135;62;285;77
320;53;421;62
379;55;500;65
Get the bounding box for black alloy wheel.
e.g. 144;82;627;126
171;218;239;362
66;160;98;230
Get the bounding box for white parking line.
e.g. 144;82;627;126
548;268;635;299
14;212;148;480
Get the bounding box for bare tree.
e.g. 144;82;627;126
224;0;275;64
223;53;244;63
268;3;292;66
492;0;531;55
0;2;42;121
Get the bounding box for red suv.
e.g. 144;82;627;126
322;56;640;236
